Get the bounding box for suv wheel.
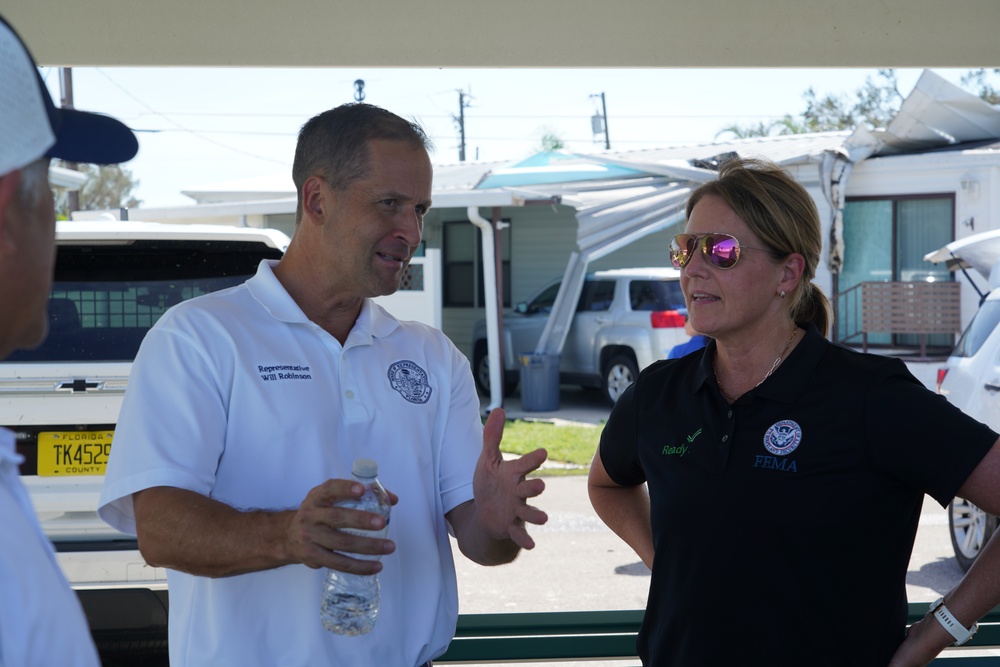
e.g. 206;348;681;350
472;341;517;398
949;497;999;572
603;353;639;405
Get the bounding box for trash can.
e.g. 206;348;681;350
517;353;560;412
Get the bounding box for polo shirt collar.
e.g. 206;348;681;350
246;260;401;341
247;260;309;323
693;340;718;394
349;299;401;343
692;325;828;405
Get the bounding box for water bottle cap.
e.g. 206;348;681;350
351;458;378;477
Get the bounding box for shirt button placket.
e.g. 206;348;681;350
340;351;368;422
719;407;736;468
722;409;735;443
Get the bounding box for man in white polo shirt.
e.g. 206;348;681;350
98;103;548;666
0;14;138;666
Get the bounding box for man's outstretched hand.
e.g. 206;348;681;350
472;408;548;550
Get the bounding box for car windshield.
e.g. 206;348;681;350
523;283;562;314
951;297;1000;359
629;279;685;311
4;239;282;363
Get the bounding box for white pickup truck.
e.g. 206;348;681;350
1;220;289;658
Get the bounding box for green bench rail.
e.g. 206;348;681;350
436;604;1000;664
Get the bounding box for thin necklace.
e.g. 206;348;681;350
714;327;798;402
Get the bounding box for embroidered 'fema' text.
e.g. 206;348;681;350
753;455;798;472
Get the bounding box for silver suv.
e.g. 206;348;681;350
471;267;690;404
2;220;288;656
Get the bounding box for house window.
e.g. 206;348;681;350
443;221;511;307
398;242;426;292
836;194;954;346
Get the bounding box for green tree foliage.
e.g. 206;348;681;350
80;164;141;211
716;68;1000;140
58;164;141;218
540;130;566;152
801;69;903;132
961;68;1000;105
715;114;807;140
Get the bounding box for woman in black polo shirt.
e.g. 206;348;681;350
588;156;1000;666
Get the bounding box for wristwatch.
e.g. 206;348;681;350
929;597;979;646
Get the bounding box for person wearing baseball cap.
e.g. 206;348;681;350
0;15;138;667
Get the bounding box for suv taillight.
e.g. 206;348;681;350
651;310;685;328
936;368;949;394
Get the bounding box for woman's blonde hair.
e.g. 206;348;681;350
685;156;831;336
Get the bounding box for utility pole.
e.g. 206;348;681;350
453;89;472;162
590;92;610;150
59;67;80;213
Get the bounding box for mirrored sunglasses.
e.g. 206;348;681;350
669;233;766;270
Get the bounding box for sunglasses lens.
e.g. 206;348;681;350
671;234;743;269
669;235;695;268
704;234;740;268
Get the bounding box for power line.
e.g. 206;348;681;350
132;128;297;137
436;112;793;120
130;111;311;118
126;110;792;122
89;68;291;166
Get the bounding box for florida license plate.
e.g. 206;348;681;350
37;431;114;476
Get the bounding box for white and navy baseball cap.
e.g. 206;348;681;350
0;15;138;176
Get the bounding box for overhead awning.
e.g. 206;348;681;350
872;70;1000;155
535;178;698;357
474;151;649;189
49;165;88;189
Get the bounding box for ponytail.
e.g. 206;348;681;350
792;282;831;337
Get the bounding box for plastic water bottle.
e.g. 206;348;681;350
320;458;391;636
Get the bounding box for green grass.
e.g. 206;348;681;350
498;418;603;476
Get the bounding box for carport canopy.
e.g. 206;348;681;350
7;0;998;68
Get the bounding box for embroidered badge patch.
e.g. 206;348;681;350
763;419;802;456
387;360;432;404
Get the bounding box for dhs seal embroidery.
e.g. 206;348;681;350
387;360;432;404
763;419;802;456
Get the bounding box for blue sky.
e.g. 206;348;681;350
41;67;972;208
